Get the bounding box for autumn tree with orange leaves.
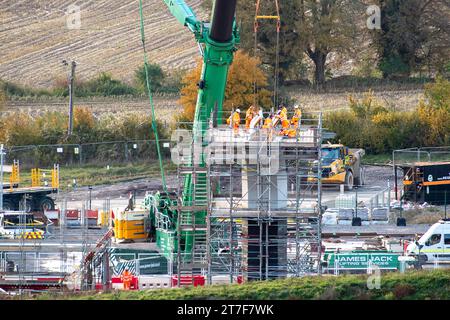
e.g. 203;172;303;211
179;50;272;121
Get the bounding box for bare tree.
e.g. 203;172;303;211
296;0;363;87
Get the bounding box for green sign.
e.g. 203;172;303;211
327;252;399;270
138;256;168;275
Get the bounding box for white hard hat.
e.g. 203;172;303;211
236;109;241;113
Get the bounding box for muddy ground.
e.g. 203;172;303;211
58;165;399;201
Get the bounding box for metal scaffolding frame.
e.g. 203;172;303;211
174;112;324;283
0;196;112;295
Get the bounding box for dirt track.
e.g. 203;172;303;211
57;165;397;202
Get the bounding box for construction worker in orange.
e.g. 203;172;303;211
232;109;241;134
245;105;256;130
276;105;290;135
291;104;302;129
227;109;241;133
262;112;274;129
262;112;275;140
121;269;133;290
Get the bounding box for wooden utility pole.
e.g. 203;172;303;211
68;61;77;136
0;144;4;210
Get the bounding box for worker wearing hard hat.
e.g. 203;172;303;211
262;112;274;139
263;112;273;129
227;109;241;126
245;105;257;130
226;109;241;134
291;104;302;129
274;105;288;128
274;105;289;135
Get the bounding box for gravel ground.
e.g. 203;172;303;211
57;175;178;202
57;165;398;201
364;165;402;188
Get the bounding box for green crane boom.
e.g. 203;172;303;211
162;0;200;33
142;0;239;258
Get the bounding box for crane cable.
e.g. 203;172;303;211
254;0;281;109
139;0;168;194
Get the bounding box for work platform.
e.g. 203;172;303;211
2;187;56;195
172;114;324;282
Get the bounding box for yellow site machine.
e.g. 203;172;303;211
309;144;365;190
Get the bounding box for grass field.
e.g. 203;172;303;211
15;162;177;191
29;270;450;300
362;154;392;165
293;88;424;113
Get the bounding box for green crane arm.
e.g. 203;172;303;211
162;0;200;34
152;0;239;258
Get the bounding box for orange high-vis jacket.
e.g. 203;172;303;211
262;117;273;129
281;119;290;129
276;107;288;129
232;112;241;128
284;128;297;138
121;270;132;280
245;107;255;129
291;109;302;127
246;106;255;119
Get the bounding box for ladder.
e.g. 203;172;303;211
176;166;209;286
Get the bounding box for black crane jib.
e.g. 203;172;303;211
209;0;237;43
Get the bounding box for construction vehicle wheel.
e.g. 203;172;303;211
39;197;55;212
345;171;354;191
23;199;33;213
2;199;16;211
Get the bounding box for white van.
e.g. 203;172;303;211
406;219;450;263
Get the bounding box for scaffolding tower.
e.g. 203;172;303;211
175;112;323;283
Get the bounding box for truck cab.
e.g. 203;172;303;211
406;220;450;262
318;144;365;190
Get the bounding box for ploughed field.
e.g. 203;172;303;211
4;95;182;122
3;88;423;121
0;0;206;88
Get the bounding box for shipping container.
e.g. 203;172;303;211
402;162;450;205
